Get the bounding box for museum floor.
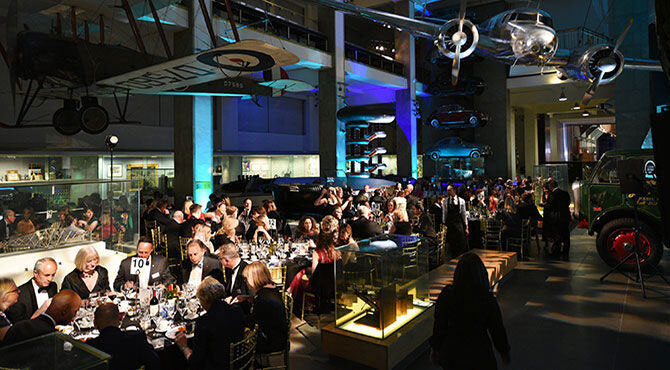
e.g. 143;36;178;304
288;229;670;370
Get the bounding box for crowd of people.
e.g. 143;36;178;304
0;175;573;369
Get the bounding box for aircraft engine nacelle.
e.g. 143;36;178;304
559;45;625;84
434;18;479;59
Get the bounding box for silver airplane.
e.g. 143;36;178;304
303;0;662;106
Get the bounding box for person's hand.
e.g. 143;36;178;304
175;331;188;348
501;352;511;365
31;298;52;319
430;348;439;366
124;281;135;290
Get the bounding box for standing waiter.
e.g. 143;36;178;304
546;179;571;259
442;186;469;257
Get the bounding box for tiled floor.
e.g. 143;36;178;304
288;229;670;369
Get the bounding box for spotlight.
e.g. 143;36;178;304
582;111;590;117
558;88;567;102
105;134;119;150
572;103;580;110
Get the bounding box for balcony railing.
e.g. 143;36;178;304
345;42;404;76
212;0;329;51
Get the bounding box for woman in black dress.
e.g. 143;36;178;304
62;245;110;300
430;253;511;370
389;210;412;235
242;261;288;354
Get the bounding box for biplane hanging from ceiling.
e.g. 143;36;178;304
0;0;314;135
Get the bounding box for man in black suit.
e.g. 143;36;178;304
152;199;183;258
350;205;383;240
412;204;436;239
113;237;174;291
87;303;160;370
6;258;59;323
3;290;81;346
546;179;572;259
217;243;249;298
180;204;204;238
180;240;222;286
429;195;445;230
175;279;245;369
0;209;16;242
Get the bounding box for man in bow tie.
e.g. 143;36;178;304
180;240;222;286
441;186;469;258
6;257;59;323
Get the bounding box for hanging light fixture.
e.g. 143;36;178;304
558;87;567;102
572;103;580;110
582;111;590;117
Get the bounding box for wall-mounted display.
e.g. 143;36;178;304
425;104;489;129
425;137;492;160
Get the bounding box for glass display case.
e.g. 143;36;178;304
335;234;433;339
0;332;110;369
0;180;139;252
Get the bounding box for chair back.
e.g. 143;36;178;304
230;324;258;370
268;265;287;291
179;237;191;262
144;220;157;235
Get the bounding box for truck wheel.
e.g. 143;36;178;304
430;152;440;160
596;218;663;272
430;118;440;129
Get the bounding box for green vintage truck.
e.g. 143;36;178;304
575;149;665;271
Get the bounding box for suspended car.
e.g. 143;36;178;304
425;104;489;129
425;137;492;160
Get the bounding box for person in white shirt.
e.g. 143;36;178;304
181;240;222;286
5;257;58;323
441;186;469;257
113;237;174;292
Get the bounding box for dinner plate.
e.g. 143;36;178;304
165;327;194;340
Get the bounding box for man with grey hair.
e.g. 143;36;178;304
351;205;383;240
0;209;16;242
6;257;58;323
175;277;245;368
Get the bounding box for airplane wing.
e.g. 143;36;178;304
96;40;300;93
623;58;663;72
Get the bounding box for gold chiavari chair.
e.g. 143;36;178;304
230;324;258;370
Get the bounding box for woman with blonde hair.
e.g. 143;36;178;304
182;200;194;218
0;278;20;341
61;245;110;299
193;224;215;254
16;207;37;236
242;261;288;354
214;217;239;248
389;209;412;235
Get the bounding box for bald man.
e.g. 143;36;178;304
87;303;160;370
3;290;81;346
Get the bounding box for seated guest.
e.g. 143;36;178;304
246;215;272;244
6;258;58;323
389;209;412;235
0;209;16;241
217;243;249;298
213;218;239;248
336;224;358;264
242;262;288;354
99;213;118;241
62;246;110;299
517;192;543;227
429;195;444;229
3;290;81;346
238;198;254;227
225;206;246;238
88;303;160;370
0;278;20;342
295;215;318;242
15;207;36;236
181;240;222;287
412;204;436;239
263;200;284;235
175;277;245;369
180;203;205;237
499;198;522;249
288;217;341;308
193;224;215;254
77;207;99;233
350;206;383;240
113;237;174;291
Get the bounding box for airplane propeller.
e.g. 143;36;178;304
580;18;633;107
451;0;468;85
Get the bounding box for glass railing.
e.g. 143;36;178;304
0;180;140;253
